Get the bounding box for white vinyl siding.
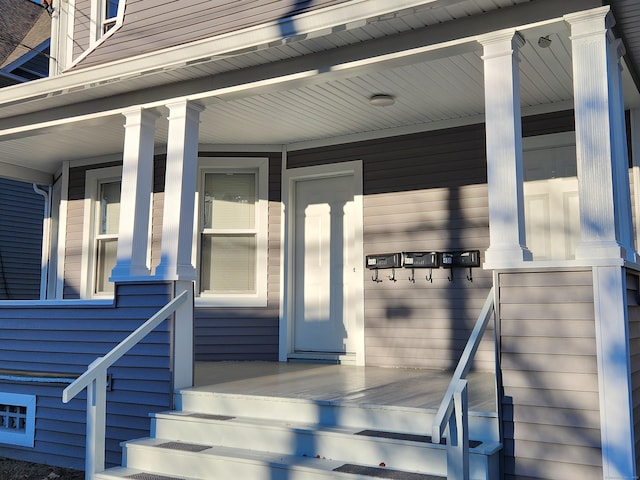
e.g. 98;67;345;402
195;158;268;307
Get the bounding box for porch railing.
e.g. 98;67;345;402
431;286;495;480
62;288;191;480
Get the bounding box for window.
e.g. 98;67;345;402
103;0;120;33
82;167;122;298
0;393;36;448
195;158;268;307
89;0;123;41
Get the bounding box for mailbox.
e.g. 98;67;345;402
366;253;401;282
366;253;402;269
403;251;439;268
439;250;480;268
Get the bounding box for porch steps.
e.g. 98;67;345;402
96;389;501;480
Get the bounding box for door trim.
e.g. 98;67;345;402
280;161;364;365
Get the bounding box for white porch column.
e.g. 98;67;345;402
111;107;159;281
154;100;204;280
479;30;532;267
566;7;633;262
566;9;637;480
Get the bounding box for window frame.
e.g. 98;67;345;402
90;0;125;44
81;166;123;299
0;392;36;448
194;158;269;308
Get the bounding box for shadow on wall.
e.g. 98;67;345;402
279;0;315;38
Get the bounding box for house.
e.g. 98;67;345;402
0;0;51;86
0;0;639;479
0;0;51;300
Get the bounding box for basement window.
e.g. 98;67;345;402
0;393;36;447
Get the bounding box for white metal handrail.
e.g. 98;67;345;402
62;289;190;480
431;286;495;480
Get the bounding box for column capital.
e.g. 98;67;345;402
165;100;205;116
477;29;525;49
122;106;162;121
564;6;614;37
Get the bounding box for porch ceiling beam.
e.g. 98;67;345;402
0;161;53;185
0;0;599;137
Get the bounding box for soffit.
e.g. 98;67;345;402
0;0;639;182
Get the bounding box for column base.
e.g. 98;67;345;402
574;241;626;262
154;263;197;281
483;245;532;269
110;262;151;282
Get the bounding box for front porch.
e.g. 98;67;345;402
193;361;497;413
96;361;500;480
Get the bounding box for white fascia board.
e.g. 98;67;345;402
0;0;443;109
0;0;592;115
0;162;53;185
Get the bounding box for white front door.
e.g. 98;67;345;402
283;162;364;364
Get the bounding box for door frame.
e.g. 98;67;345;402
279;161;365;365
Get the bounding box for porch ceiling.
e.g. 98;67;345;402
0;0;639;184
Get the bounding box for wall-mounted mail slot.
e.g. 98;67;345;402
403;252;439;268
439;250;481;268
366;253;402;269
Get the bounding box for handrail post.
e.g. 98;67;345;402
62;289;190;480
447;379;469;480
85;360;107;480
172;281;194;391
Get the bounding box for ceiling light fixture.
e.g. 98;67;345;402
369;94;395;107
537;36;552;48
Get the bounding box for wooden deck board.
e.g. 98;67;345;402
193;362;496;412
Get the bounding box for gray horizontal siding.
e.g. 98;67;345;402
0;179;44;300
77;0;349;68
498;269;602;480
289;123;493;370
72;0;91;61
0;281;174;470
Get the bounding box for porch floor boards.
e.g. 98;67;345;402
193;361;496;412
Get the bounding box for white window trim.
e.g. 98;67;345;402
0;392;36;448
90;0;126;44
70;0;126;69
194;157;268;308
81;166;122;299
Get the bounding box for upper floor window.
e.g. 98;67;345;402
90;0;123;41
82;166;122;298
195;158;268;307
103;0;120;33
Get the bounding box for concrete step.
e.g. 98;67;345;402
150;410;501;478
175;389;499;444
102;437;450;480
101;385;501;480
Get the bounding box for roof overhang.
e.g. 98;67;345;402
0;0;638;184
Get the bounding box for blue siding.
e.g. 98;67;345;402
0;281;175;470
0;179;44;300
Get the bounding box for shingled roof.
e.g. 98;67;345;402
0;0;50;85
